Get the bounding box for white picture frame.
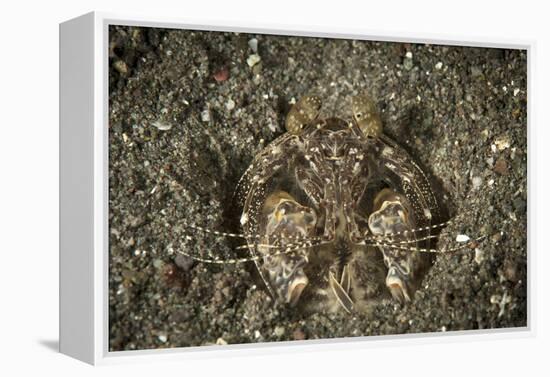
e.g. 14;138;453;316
60;11;533;365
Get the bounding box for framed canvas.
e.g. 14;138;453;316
59;12;531;365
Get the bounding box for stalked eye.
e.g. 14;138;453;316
285;95;322;135
351;94;382;138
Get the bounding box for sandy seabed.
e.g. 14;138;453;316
108;26;527;351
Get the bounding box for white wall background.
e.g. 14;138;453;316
0;0;547;375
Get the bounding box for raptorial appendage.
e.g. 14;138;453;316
259;191;317;305
368;188;422;302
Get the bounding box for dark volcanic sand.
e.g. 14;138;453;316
108;26;527;351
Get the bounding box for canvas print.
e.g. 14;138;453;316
108;25;527;351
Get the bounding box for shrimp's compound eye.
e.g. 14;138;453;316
285;95;322;135
352;94;382;138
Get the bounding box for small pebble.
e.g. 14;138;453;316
435;62;443;70
471;66;483;78
292;328;306;341
113;59;128;74
403;57;413;70
158;333;168;343
248;38;258;52
216;338;228;345
175;254;195;272
494;135;511;151
213;290;223;304
201;109;210;122
247;54;261;67
474;248;484;264
494;158;508;175
161;263;181;286
513;88;520;96
498;292;511;318
456;234;470;243
252;73;261;85
153;259;164;269
225;99;235;111
472;176;482;190
151;120;172;131
513;197;526;213
274;326;285;337
503;259;519;282
213;67;229;82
